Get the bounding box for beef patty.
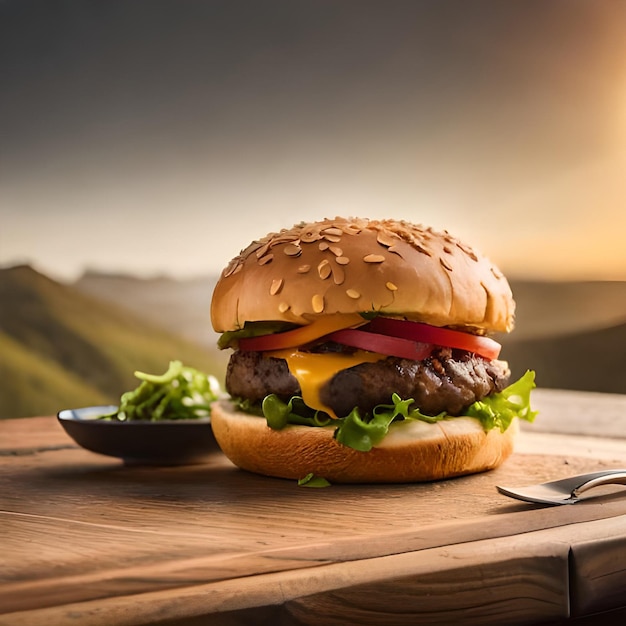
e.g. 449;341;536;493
225;347;511;417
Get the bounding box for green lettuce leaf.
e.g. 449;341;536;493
102;360;221;421
261;394;332;428
297;473;332;488
253;370;537;452
334;394;446;451
218;321;297;349
466;369;537;432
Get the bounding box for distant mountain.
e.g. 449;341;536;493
507;279;626;340
74;272;626;395
0;265;228;419
502;322;626;395
75;273;626;345
9;264;624;418
74;270;219;348
500;279;626;393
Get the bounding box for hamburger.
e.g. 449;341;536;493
210;217;536;483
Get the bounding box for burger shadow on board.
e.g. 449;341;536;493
208;217;537;485
27;453;456;505
14;454;297;504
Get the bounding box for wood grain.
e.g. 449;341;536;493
4;518;625;626
570;530;626;617
2;391;626;625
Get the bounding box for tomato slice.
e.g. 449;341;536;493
325;329;433;361
366;317;501;360
238;313;364;352
238;312;501;362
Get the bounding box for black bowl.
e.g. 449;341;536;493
57;405;220;465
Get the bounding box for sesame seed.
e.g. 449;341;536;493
270;278;283;295
322;227;343;237
386;282;398;291
323;234;342;243
346;289;360;299
298;264;311;273
456;241;479;262
376;231;396;247
335;256;350;265
301;233;320;243
312;294;324;313
278;302;290;313
332;265;345;285
255;243;271;258
258;253;274;265
329;245;343;257
440;257;453;271
319;241;329;251
223;260;239;277
363;254;385;263
318;260;332;279
283;243;302;257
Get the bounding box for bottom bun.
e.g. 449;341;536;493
210;399;518;483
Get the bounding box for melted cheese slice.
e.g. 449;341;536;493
268;349;385;418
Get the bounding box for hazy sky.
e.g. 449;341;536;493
2;0;626;281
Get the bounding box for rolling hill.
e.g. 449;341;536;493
0;265;227;419
3;265;623;420
74;270;219;348
501;322;626;394
507;279;626;340
74;271;626;396
497;279;626;394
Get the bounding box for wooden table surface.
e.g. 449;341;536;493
2;388;626;626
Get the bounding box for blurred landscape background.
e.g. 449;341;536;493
1;263;624;419
2;1;626;417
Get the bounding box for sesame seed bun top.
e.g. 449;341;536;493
210;217;515;334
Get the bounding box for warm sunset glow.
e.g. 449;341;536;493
2;1;626;281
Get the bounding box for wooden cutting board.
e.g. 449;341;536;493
1;393;626;625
